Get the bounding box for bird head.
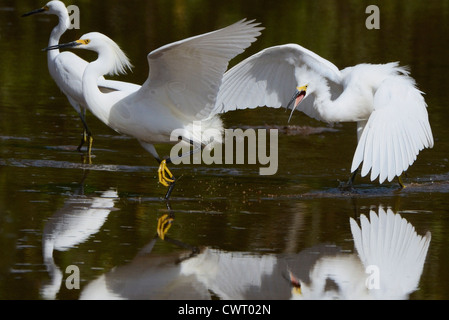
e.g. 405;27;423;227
44;32;133;76
288;270;303;298
286;84;308;123
22;1;66;17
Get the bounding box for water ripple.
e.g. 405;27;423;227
0;158;153;173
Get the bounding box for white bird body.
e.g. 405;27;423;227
215;44;434;184
66;19;263;157
45;19;263;195
40;1;86;115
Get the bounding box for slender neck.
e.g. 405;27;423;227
47;11;70;61
82;51;118;124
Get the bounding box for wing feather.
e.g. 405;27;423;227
132;19;263;121
211;43;343;117
351;76;433;183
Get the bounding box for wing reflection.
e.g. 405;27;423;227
78;205;430;300
290;206;431;300
41;188;118;299
80;240;291;300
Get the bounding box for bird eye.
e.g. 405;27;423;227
84;39;90;44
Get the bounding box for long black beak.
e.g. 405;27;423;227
43;41;82;52
286;87;307;123
286;90;301;110
22;7;46;17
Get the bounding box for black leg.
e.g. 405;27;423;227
164;181;176;200
76;110;93;155
339;168;359;191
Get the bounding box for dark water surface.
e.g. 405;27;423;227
1;0;449;300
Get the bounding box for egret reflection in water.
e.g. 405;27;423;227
290;206;431;300
78;205;430;300
80;241;287;300
41;183;118;299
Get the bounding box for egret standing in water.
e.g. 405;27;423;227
22;1;140;155
45;19;263;199
213;44;434;188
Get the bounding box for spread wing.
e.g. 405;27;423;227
351;74;434;183
211;43;343;119
132;19;263;121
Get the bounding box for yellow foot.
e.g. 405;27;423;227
87;135;93;156
77;129;93;153
82;154;92;165
157;213;174;240
158;159;175;187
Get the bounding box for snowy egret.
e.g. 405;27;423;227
214;44;434;188
22;1;140;155
45;19;263;198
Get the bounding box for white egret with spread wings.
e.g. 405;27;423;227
213;44;434;187
45;19;263;198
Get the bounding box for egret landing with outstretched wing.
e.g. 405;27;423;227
214;44;433;186
45;19;263;199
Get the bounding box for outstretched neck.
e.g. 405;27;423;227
47;11;70;60
82;50;125;125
